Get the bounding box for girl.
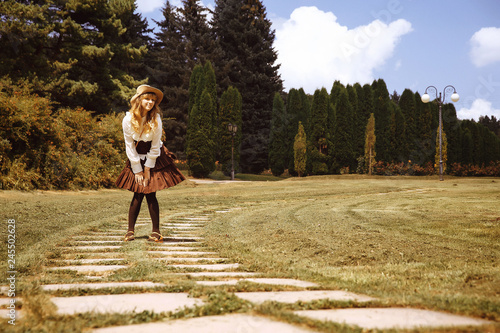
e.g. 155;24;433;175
115;85;186;242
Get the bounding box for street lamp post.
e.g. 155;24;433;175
421;85;459;181
227;123;238;180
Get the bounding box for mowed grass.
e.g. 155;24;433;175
0;175;499;330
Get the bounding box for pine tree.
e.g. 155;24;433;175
186;62;217;177
365;113;376;175
268;93;287;176
333;90;354;171
219;86;243;175
399;89;417;160
285;88;310;174
389;103;406;162
294;122;307;177
147;1;189;156
212;0;283;173
371;79;392;163
308;88;330;175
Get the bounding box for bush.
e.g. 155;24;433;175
0;78;125;190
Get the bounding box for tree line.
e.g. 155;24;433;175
1;0;499;190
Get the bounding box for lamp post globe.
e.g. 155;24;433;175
421;93;431;103
451;93;460;102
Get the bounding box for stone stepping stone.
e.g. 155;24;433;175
243;278;319;288
180;272;259;278
154;258;226;263
169;263;239;271
293;308;492;330
0;309;23;320
74;236;123;240
159;241;201;246
51;293;203;315
73;241;122;244
92;313;314;333
46;265;128;273
54;258;126;264
164;236;203;241
195;279;318;288
41;281;166;291
148;246;200;251
234;290;375;304
59;246;121;251
148;251;217;256
163;226;202;229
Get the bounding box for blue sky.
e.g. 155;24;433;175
137;0;500;121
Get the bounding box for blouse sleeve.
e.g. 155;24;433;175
123;114;143;174
144;115;162;169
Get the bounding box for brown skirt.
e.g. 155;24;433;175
115;145;186;194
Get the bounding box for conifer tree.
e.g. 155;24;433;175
332;90;354;171
186;61;217;177
285;88;310;174
308;88;329;174
399;89;417;159
365;113;376;175
269;93;287;176
147;1;189;156
389;103;406;162
371;79;391;163
294;122;307;177
212;0;282;173
219;86;243;175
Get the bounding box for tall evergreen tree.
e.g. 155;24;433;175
353;83;368;159
308;88;330;174
218;86;243;175
186;62;217;177
332;90;354;171
268;93;287;176
389;103;406;162
399;89;417;160
285;88;310;174
435;126;448;174
371;79;392;162
212;0;282;173
147;1;189;156
294;122;307;177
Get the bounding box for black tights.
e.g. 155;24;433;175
128;192;160;233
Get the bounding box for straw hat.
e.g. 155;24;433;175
130;85;163;105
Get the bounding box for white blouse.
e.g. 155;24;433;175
122;112;162;174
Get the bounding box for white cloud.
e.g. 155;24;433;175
458;98;500;121
136;0;166;13
274;6;412;93
470;27;500;67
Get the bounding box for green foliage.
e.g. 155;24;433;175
308;88;330;175
268;93;287;176
0;78;124;190
219;86;243;175
186;61;217;178
332;89;355;172
293;122;307;177
212;0;283;173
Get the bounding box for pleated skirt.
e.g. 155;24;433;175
115;145;186;194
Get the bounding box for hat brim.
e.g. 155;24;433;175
130;85;163;105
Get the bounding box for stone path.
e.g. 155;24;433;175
1;208;494;332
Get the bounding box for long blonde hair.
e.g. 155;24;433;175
129;93;162;134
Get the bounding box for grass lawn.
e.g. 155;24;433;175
1;175;499;331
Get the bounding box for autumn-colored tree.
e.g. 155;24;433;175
435;126;447;174
365;113;376;175
294;122;307;177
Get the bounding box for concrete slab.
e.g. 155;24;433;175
51;293;202;315
170;263;239;271
159;241;201;246
47;265;128;273
147;246;200;251
55;259;125;264
0;309;23;320
181;272;259;278
164;236;203;241
194;278;318;288
244;279;319;288
294;308;492;330
41;281;166;291
92;314;315;333
59;246;122;251
235;290;375;304
196;280;241;286
74;236;123;240
154;258;226;262
73;241;122;244
148;251;217;256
